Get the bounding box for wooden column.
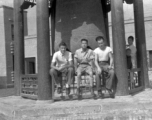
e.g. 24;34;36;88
134;0;150;88
102;0;110;46
104;13;110;46
51;0;56;55
14;0;25;95
37;0;53;100
111;0;129;95
50;0;56;98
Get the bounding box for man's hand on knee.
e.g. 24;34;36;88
77;73;82;77
97;67;102;74
88;72;93;76
108;65;113;70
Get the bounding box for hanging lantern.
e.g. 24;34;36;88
20;0;36;9
105;0;111;13
124;0;133;4
21;0;53;9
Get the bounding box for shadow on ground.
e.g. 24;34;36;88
0;88;15;97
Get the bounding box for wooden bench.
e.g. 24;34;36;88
59;69;107;97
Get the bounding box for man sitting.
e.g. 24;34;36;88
50;42;74;95
74;39;95;98
94;36;115;98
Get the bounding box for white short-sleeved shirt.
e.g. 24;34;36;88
52;51;72;67
94;46;112;62
127;45;136;57
126;44;137;68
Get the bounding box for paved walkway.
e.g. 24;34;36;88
0;71;151;120
0;88;152;120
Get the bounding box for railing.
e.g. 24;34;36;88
20;68;144;100
53;74;97;100
20;74;38;99
128;68;144;94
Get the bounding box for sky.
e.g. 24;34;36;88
0;0;13;7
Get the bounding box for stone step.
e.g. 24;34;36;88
13;101;152;120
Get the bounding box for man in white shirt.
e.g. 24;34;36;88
50;42;74;95
126;36;137;68
94;36;114;98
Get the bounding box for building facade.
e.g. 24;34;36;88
24;0;152;74
0;1;27;88
109;0;152;70
0;0;151;88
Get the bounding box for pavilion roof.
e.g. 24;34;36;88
20;0;133;11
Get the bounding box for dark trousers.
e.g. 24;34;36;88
96;62;114;91
50;67;74;86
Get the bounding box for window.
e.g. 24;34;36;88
25;57;36;74
149;51;152;68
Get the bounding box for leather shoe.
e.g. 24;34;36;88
98;92;104;99
107;88;115;98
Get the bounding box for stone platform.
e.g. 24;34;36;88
0;89;152;120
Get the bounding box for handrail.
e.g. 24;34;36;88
20;67;143;100
20;74;38;99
